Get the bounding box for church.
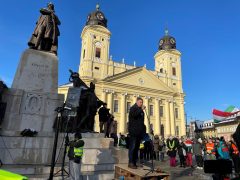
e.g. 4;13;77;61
58;4;186;137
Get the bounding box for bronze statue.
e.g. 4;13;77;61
28;2;61;55
57;70;104;133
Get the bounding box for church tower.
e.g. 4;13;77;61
79;4;111;80
154;29;183;92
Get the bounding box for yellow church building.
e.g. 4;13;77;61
58;5;186;137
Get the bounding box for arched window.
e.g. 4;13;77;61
95;47;101;58
160;68;163;73
83;49;86;59
172;67;176;76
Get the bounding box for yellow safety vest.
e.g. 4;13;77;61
74;146;84;158
140;143;144;149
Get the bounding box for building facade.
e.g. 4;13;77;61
58;5;186;137
201;119;216;138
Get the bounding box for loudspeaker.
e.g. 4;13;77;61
204;160;232;174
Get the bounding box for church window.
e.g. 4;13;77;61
175;108;179;119
127;102;131;113
94;67;99;70
173;83;176;86
94;35;96;39
176;126;179;136
160;106;164;117
114;100;119;113
83;49;86;59
102;38;104;41
160;68;164;73
172;67;176;76
95;48;101;58
150;105;154;116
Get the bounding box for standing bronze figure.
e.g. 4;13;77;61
28;2;60;55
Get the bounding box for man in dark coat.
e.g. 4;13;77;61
128;97;145;169
28;2;61;55
98;103;110;135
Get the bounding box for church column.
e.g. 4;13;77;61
101;89;107;103
107;90;114;114
170;99;176;136
144;96;150;133
120;93;127;133
180;100;186;136
155;98;160;135
165;100;171;137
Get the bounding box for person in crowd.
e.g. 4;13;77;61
109;117;118;146
127;97;145;169
67;133;84;180
98;103;110;136
159;138;166;162
204;138;216;160
143;133;152;161
177;139;186;168
214;138;220;159
193;138;203;169
139;140;145;164
229;135;240;177
119;134;127;148
217;136;230;160
184;138;193;168
153;135;160;161
166;136;177;167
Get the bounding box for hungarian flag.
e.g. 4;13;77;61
213;108;239;123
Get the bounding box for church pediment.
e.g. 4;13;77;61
103;67;174;93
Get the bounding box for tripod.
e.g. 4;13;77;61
143;109;158;176
53;127;70;178
49;106;71;180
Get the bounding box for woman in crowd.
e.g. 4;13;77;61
167;136;177;167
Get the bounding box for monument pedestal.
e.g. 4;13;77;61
0;49;64;176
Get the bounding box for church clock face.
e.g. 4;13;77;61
170;38;175;44
96;12;104;20
138;78;144;85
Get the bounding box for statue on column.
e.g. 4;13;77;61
28;2;61;55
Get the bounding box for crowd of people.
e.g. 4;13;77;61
98;99;240;178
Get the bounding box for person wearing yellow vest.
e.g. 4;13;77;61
67;132;84;180
229;136;240;177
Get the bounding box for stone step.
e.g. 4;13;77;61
0;133;112;149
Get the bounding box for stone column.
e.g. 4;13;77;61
101;90;107;103
155;98;160;135
120;93;127;133
170;100;176;136
144;96;150;133
165;100;171;137
107;90;113;114
180;101;186;136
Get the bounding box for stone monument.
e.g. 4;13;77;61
0;3;64;174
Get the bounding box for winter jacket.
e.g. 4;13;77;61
128;103;145;137
217;141;230;160
192;142;202;156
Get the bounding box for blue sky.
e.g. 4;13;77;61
1;0;240;121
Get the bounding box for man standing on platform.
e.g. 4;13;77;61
128;97;145;169
98;103;110;135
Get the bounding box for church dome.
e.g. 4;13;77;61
86;4;108;28
158;29;176;50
